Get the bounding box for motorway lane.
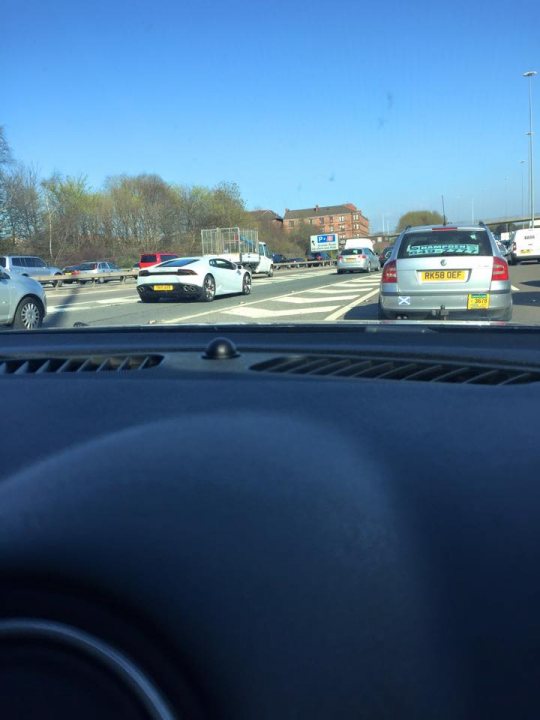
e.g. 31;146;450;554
42;263;540;328
43;268;381;328
505;261;540;324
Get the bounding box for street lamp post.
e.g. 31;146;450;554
520;160;525;218
523;70;537;228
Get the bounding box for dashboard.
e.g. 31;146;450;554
0;322;539;719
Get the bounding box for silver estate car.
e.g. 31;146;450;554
0;268;47;329
0;255;62;287
337;247;380;274
378;224;512;321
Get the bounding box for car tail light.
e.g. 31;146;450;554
338;256;343;262
177;269;196;275
492;257;509;281
359;254;367;259
432;226;458;232
382;260;397;283
512;241;516;251
139;270;149;277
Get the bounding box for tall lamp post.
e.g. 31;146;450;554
520;160;525;218
523;70;537;228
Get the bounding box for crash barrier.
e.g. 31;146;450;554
34;270;139;287
36;261;336;288
273;260;337;269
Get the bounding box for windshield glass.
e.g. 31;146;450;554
158;258;198;268
0;2;537;331
398;231;492;258
78;263;98;271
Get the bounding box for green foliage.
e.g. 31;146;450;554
1;140;251;263
396;210;444;232
287;221;321;255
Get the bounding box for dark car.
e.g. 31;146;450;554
306;251;332;267
272;253;288;268
61;263;86;284
379;246;394;267
287;257;305;266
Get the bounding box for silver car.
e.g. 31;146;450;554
0;267;47;329
337;248;380;274
0;255;62;287
379;224;512;321
77;261;125;284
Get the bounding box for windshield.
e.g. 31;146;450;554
158;258;198;268
78;263;98;271
0;2;538;331
398;231;492;258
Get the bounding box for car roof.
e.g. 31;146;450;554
403;224;489;233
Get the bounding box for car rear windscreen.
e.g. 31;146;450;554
79;262;98;270
160;254;178;262
398;230;492;259
158;258;198;267
140;254;157;263
341;249;366;255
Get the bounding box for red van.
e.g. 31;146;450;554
138;252;179;269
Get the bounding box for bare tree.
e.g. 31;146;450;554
1;164;43;247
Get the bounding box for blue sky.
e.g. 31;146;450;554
2;0;539;231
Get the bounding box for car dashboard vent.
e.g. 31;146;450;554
250;354;540;385
0;355;163;375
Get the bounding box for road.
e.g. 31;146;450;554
42;263;540;328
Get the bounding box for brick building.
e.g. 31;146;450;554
283;203;369;241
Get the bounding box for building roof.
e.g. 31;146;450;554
283;204;363;219
247;209;283;221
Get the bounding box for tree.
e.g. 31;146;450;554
106;174;178;253
396;210;444;232
0;126;12;169
0;127;15;244
1;164;43;247
288;221;323;255
41;174;93;263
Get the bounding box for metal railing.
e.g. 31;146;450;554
34;261;335;288
273;260;337;269
34;270;138;287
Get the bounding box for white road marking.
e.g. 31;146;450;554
222;305;340;319
511;285;520;292
161;275;369;324
96;297;135;305
48;296;137;313
325;288;380;321
302;284;378;294
256;273;333;285
273;294;358;304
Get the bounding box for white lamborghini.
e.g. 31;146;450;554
137;256;252;303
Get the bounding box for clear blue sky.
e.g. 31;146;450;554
2;0;539;231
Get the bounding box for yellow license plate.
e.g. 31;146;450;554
345;258;356;262
521;249;531;254
421;270;466;282
153;284;173;291
467;293;490;310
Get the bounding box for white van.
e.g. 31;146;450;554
344;237;374;252
510;228;540;264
